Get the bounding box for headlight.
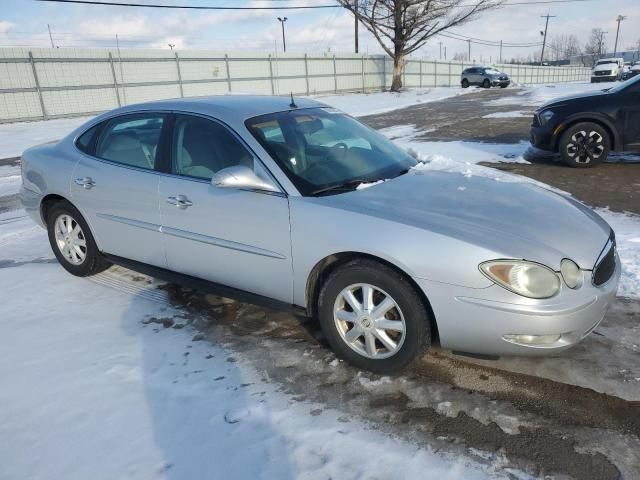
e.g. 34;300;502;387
538;110;554;125
480;260;560;299
560;258;582;289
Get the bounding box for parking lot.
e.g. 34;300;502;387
1;84;639;479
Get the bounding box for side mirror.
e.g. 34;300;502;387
212;165;280;193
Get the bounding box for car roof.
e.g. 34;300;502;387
99;95;329;122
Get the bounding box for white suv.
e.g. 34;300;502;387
591;58;624;83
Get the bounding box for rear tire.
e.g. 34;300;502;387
46;200;110;276
558;122;610;168
317;259;431;373
461;78;469;88
482;78;491;88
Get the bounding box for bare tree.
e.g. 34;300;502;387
338;0;504;91
547;34;581;62
583;28;606;66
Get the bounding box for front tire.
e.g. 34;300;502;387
558;122;610;168
317;259;431;373
461;78;469;88
47;201;110;276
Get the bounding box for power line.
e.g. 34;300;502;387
34;0;341;9
34;0;598;9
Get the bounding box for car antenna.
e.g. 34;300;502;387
289;92;297;109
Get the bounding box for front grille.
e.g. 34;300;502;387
596;70;612;76
499;76;508;80
593;236;616;286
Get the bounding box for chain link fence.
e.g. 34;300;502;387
0;47;591;123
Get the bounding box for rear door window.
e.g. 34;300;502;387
95;114;166;170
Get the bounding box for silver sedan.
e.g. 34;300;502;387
20;95;620;372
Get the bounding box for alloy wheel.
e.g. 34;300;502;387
54;214;87;265
566;130;605;164
333;283;406;359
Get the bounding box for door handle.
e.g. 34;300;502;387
75;177;96;189
167;195;193;209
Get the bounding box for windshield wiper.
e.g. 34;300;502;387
310;177;381;196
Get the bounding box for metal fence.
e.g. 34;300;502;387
0;47;591;123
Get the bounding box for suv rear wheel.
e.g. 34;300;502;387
559;122;610;168
317;259;431;373
461;78;469;88
482;78;491;88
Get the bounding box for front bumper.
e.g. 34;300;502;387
415;257;620;356
529;123;556;152
591;75;617;82
491;79;510;87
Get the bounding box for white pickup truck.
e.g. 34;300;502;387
591;58;625;83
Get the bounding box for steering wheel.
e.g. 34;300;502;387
329;142;349;161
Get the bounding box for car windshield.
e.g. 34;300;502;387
246;108;417;196
485;69;501;75
596;60;617;66
608;74;640;93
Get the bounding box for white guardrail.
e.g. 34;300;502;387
0;47;592;123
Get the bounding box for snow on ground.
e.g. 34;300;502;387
315;87;475;117
0;213;504;480
0;116;91;159
0;165;21;196
485;82;606;107
482;111;533;119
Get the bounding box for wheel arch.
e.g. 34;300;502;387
553;114;620;152
40;193;70;225
305;251;440;344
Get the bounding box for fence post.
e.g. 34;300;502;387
361;54;366;91
419;59;423;88
224;54;232;93
333;54;338;93
304;53;310;95
268;54;275;95
402;59;407;87
28;51;47;121
175;52;184;98
108;52;121;107
448;61;452;87
381;56;386;90
433;60;437;87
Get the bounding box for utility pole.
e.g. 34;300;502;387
277;17;288;53
47;24;54;48
467;39;471;62
499;40;503;64
439;41;442;60
613;15;626;55
354;0;359;53
539;14;556;65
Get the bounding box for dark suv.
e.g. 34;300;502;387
529;76;640;167
461;66;510;89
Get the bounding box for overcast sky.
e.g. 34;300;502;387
1;0;639;62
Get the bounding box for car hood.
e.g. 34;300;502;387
539;89;609;110
593;64;619;72
316;171;611;270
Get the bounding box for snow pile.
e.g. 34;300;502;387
316;87;475;117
